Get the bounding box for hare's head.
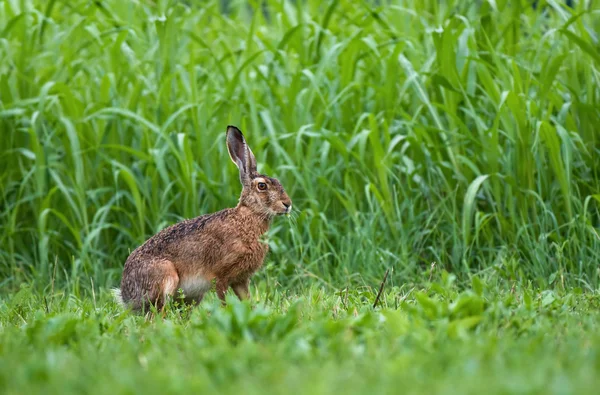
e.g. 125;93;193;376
226;125;292;218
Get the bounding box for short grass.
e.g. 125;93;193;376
1;0;600;394
2;278;600;395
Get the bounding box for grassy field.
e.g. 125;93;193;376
1;282;600;394
1;0;600;393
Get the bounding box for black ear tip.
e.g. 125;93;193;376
226;125;243;136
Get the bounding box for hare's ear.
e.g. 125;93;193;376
226;125;257;183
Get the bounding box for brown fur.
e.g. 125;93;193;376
118;126;292;312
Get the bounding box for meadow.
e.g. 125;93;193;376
1;0;600;393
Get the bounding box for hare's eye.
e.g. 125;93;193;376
257;182;267;191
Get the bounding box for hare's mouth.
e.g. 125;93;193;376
272;202;291;216
274;208;291;216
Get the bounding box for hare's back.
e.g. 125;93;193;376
124;212;217;261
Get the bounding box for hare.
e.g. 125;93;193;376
115;125;292;313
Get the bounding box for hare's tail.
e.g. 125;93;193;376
111;288;125;307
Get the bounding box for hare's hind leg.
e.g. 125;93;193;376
122;258;179;313
157;264;180;311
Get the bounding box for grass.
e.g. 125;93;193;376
1;279;600;394
1;0;600;393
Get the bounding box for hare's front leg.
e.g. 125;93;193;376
214;277;250;304
231;278;250;300
215;277;229;305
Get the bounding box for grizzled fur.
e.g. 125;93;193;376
117;126;292;313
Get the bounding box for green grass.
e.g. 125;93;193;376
1;0;600;393
2;279;600;394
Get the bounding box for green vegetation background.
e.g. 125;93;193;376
1;1;599;394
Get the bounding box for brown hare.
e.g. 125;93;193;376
115;125;292;313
